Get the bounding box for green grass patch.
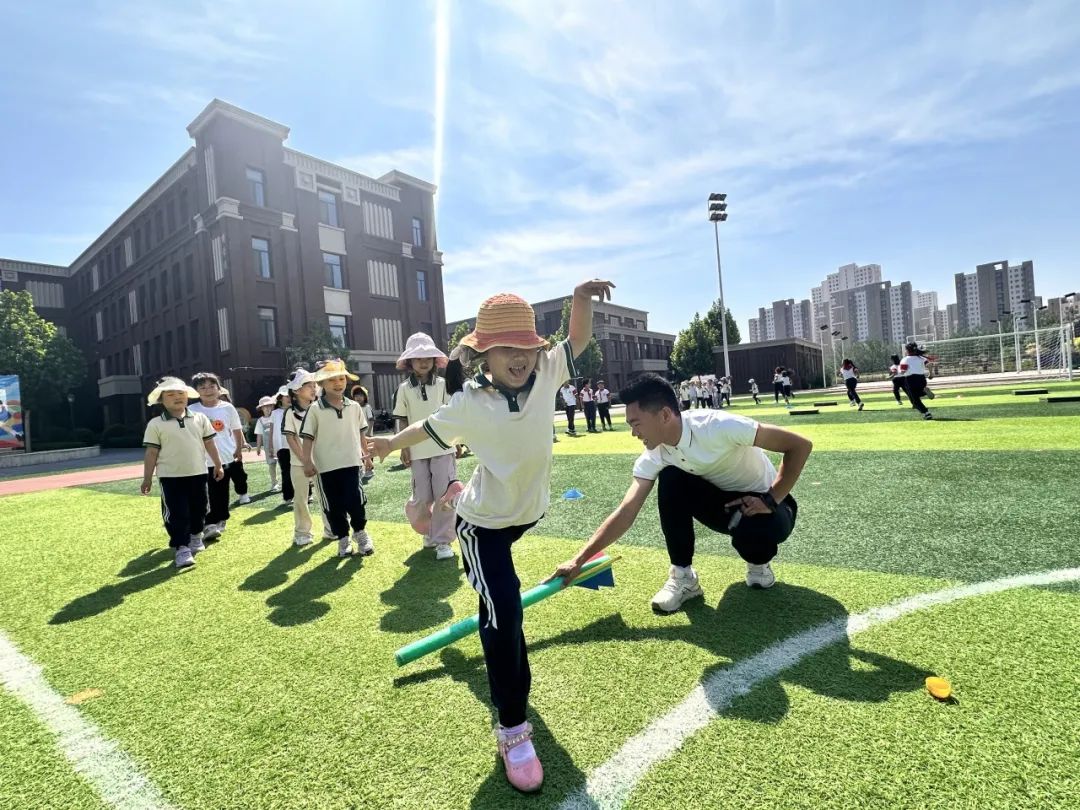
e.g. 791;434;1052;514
2;380;1079;808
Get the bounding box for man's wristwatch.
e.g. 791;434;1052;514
759;491;779;511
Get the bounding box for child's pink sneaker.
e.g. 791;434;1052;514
495;722;543;793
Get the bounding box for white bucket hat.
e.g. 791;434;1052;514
286;369;317;390
396;332;448;370
147;376;200;406
258;395;275;408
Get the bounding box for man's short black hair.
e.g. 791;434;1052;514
619;373;680;414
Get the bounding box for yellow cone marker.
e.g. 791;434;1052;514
925;676;952;700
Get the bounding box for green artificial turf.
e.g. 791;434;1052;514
2;380;1079;809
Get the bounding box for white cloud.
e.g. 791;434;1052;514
435;0;1080;331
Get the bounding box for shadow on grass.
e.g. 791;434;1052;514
379;549;461;633
419;647;588;809
231;490;277;507
50;556;178;624
398;581;930;727
239;539;330;593
117;548;172;577
243;506;287;526
264;553;362;626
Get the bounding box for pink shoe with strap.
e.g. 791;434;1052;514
495;722;543;793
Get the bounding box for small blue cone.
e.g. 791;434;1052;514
562;488;585;500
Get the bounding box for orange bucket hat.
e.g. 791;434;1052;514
459;293;549;353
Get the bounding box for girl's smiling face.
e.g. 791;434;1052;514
485;346;539;390
410;357;435;377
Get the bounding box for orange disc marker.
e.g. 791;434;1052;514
925;676;952;700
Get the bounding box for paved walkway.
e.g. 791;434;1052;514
0;449;266;498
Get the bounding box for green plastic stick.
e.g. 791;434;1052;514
394;555;614;667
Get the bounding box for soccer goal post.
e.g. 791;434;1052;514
905;324;1074;381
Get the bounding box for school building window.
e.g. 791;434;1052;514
252;237;271;279
323;253;345;289
246;167;266;207
411;217;423;247
184;255;195;294
416;270;428;302
172;262;182;301
319;190;340;228
258;307;277;348
328;314;347;346
217;307;230;352
164;331;174;366
189;319;199;360
177;324;187;360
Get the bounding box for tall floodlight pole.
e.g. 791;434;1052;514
990;319;1005;373
818;324;829;388
708;193;730;379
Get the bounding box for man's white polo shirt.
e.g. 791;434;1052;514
422;340;575;529
632;409;776;494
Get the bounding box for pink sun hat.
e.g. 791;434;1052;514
396;332;449;370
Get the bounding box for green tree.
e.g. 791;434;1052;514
285;322;345;371
448;320;471;351
549;297;604;381
705;299;741;345
0;290;86;450
670;314;717;378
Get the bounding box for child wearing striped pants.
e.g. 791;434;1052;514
371;280;611;794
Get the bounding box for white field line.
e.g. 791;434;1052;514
559;567;1080;810
0;630;177;810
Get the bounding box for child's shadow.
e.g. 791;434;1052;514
264;553;361;626
379;549;461;634
50;549;176;624
239;540;329;594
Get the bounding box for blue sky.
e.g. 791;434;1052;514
2;0;1079;335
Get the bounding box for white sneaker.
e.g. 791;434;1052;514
353;530;375;556
650;566;703;613
270;483;282;493
435;543;455;561
238;494;251;505
293;533;313;547
746;562;776;589
337;537;354;557
189;534;206;554
202;523;222;541
174;547;196;570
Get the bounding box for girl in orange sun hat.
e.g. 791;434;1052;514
370;279;614;793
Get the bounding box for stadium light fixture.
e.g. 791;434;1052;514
707;193;731;378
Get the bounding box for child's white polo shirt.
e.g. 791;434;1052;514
423;340;576;529
393;375;452;461
142;410;217;478
299;395;368;473
189;401;242;465
282;406;309;467
632;409;776;494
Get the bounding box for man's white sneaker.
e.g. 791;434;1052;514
337;537;354;557
650;566;703;613
293;534;313;547
746;562;776;589
174;547;196;570
202;523;222;541
238;494;251;505
435;543;455;561
353;530;375;556
189;534;206;554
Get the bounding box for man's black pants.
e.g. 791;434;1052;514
657;466;797;566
